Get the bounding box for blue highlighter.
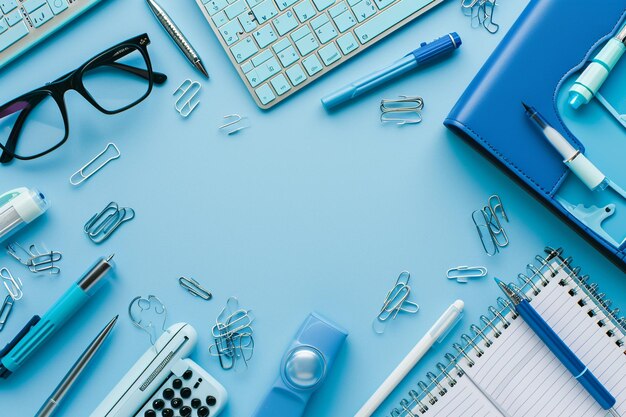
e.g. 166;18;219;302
251;313;348;417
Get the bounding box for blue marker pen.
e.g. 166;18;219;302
0;255;115;379
495;279;619;414
321;33;462;109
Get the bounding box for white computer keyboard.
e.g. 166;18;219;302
0;0;103;70
195;0;444;109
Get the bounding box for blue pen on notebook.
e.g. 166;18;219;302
495;278;621;416
0;255;115;379
321;33;462;110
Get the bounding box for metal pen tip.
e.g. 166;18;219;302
521;101;532;113
106;254;115;262
195;60;209;78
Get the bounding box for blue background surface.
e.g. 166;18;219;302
1;0;625;416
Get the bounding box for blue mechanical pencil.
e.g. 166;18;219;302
321;32;462;109
495;278;621;417
0;255;115;379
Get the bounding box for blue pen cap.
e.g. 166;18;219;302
409;32;462;64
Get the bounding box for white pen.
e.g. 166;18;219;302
353;300;465;417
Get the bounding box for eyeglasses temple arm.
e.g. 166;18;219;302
103;62;167;84
0;95;46;163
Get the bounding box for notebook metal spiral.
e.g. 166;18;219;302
390;247;626;416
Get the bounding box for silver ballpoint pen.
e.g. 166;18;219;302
35;316;119;417
146;0;209;78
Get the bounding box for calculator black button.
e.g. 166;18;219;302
180;406;192;417
173;378;183;389
191;398;201;409
181;387;192;399
162;409;174;417
197;406;210;417
153;399;165;410
145;411;156;417
183;370;193;380
171;398;183;409
206;396;217;406
163;388;175;400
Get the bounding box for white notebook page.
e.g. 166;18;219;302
419;267;626;417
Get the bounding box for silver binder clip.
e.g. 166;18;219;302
0;295;14;332
219;114;250;135
380;96;424;126
69;143;121;186
179;276;212;300
447;266;488;283
174;79;201;118
0;268;23;301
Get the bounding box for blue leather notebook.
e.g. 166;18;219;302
444;0;626;271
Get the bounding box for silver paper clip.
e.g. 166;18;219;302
0;268;23;301
380;96;424;126
128;295;169;350
209;297;255;371
84;202;135;244
69;143;120;186
219;114;250;135
174;79;201;118
7;243;63;274
447;266;488;283
179;276;212;300
373;271;419;334
0;295;14;332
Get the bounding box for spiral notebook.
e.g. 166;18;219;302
390;247;626;417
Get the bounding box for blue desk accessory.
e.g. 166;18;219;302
495;278;619;415
445;0;626;271
569;23;626;110
251;313;347;417
0;187;48;243
321;32;462;109
0;254;115;378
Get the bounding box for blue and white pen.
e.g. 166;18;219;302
321;33;462;109
495;278;621;417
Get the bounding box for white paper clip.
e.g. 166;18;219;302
447;266;488;283
174;79;201;118
69;143;120;186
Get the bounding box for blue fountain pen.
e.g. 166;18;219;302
495;278;620;416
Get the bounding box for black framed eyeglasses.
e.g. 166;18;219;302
0;33;167;163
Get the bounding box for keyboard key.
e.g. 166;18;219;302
230;37;258;63
245;0;263;7
312;0;335;11
48;0;69;14
212;10;228;27
241;61;254;73
224;0;247;19
245;68;261;86
294;33;318;56
314;22;337;43
238;13;257;32
251;49;272;65
293;0;316;22
373;0;394;9
22;0;45;13
219;19;242;45
256;57;280;81
276;0;298;10
272;38;291;53
272;11;297;36
310;14;329;30
329;1;347;17
204;0;228;15
252;24;277;48
0;0;17;14
318;42;341;65
0;20;27;52
355;0;432;44
302;54;322;75
277;44;298;67
336;32;358;54
351;0;376;22
0;19;7;34
332;9;356;32
290;25;310;42
251;0;278;24
255;83;276;105
346;0;359;6
5;8;22;26
285;64;307;86
270;74;291;95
